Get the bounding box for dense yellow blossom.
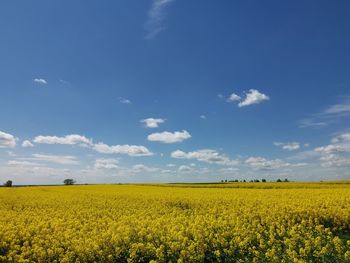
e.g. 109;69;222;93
0;183;349;262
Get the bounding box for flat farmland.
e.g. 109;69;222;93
0;183;349;262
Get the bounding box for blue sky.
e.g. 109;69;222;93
1;0;350;184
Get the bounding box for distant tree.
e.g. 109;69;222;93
225;179;228;183
262;179;267;182
254;179;260;183
221;180;224;183
63;179;76;185
243;179;246;183
3;180;12;187
284;178;289;182
276;179;282;182
234;179;239;182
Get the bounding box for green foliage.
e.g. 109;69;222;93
63;179;76;185
3;180;12;187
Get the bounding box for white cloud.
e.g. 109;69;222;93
31;154;80;165
148;130;191;143
171;149;239;166
8;160;43;167
323;98;350;115
225;89;269;107
319;154;350;167
314;145;346;155
93;143;153;156
160;169;172;174
299;97;350;128
145;0;175;39
59;79;69;84
245;157;290;170
32;133;152;157
238;89;269;107
314;140;350;168
178;165;193;173
219;167;239;174
200;115;206;120
141;118;165;128
331;132;350;143
298;119;327;128
227;93;241;102
7;151;16;157
289;131;350;169
33;134;92;146
0;131;16;148
131;164;159;173
22;140;34;148
33;78;47;85
274;142;300;151
94;158;119;170
119;97;132;104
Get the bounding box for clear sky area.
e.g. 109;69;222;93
1;0;350;184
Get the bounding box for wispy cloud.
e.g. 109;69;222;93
145;0;175;39
8;160;43;167
298;119;327;128
131;164;160;173
178;165;193;173
323;97;350;115
33;78;47;85
171;149;239;166
245;156;290;170
59;79;69;85
299;96;350;128
31;154;80;165
119;97;132;104
217;94;224;99
94;158;119;170
273;142;300;151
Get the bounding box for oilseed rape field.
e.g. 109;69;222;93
0;183;350;262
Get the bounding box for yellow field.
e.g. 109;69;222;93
0;183;350;262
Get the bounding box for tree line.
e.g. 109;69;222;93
2;179;77;187
220;178;289;183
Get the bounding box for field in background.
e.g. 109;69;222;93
0;183;350;262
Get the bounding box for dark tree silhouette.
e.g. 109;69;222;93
63;179;76;185
3;180;12;187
